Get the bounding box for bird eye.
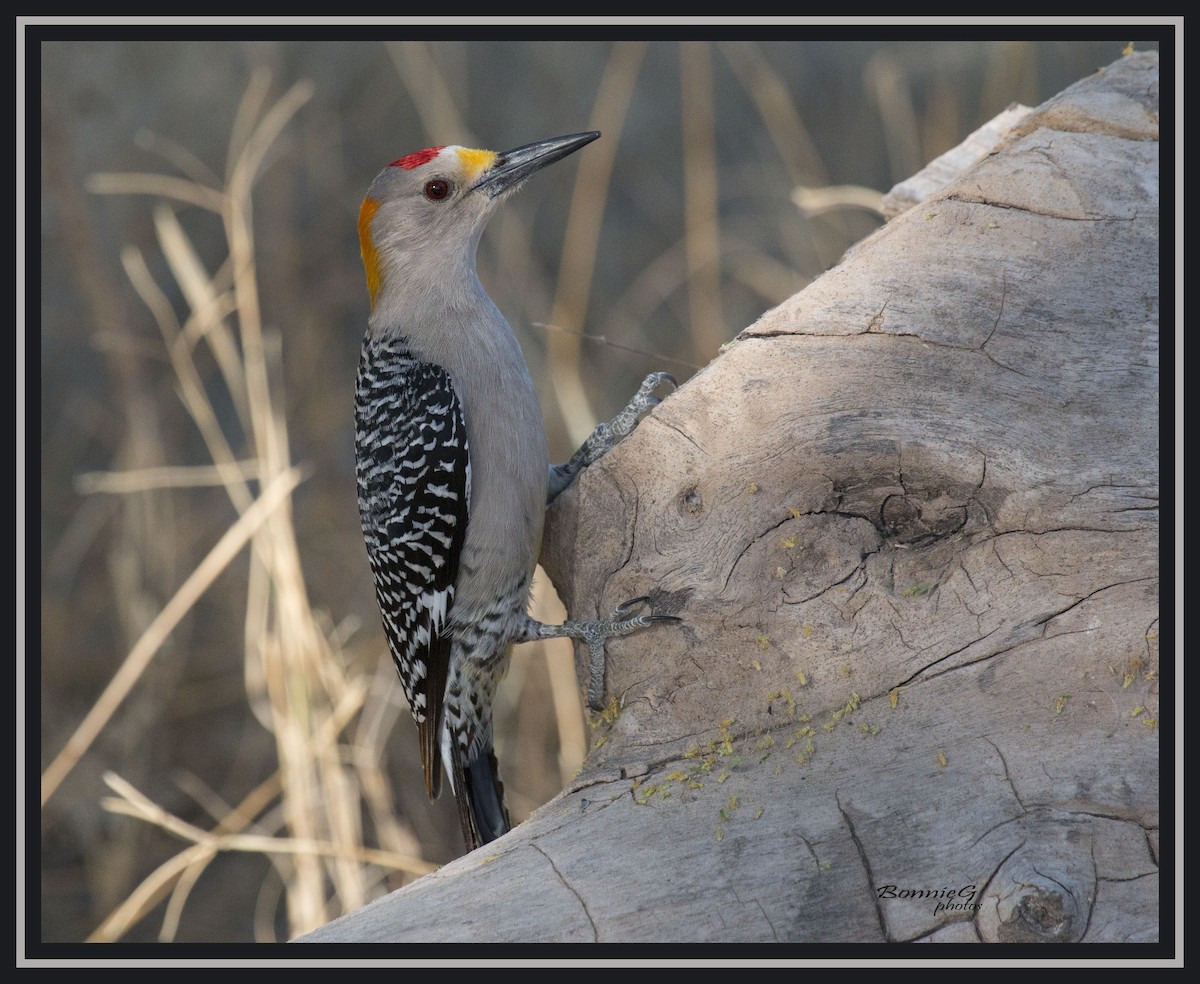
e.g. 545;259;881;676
424;179;451;201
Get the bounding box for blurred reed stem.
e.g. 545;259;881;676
67;74;429;941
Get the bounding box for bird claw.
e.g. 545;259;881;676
611;595;682;623
548;372;679;505
643;370;678;391
614;595;651;614
635;371;677;403
609;372;676;441
584;596;681;709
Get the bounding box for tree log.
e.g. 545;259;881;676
298;51;1160;945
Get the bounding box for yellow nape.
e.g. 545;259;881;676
455;147;498;183
358;197;382;308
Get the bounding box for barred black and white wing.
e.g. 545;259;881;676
355;338;470;801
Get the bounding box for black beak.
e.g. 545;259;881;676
473;131;600;199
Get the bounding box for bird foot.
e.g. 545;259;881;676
601;372;676;448
547;372;676;503
517;595;682;710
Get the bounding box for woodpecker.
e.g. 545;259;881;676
355;131;677;852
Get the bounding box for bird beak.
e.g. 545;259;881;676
473;131;600;199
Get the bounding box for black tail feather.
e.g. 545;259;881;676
453;744;511;852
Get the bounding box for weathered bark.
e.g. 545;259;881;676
299;52;1160;944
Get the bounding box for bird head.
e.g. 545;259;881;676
359;132;600;316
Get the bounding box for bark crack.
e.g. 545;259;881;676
1096;870;1158;884
967;812;1026;852
797;832;822;875
977;270;1031;377
894;625;1008;689
1144;827;1160;866
530;843;599;942
976;838;1028;932
722;513;808;596
943;193;1119;222
655;415;707;456
783;553;872;605
835;791;889;942
984;737;1029;812
894;571;1155;691
732;888;781;942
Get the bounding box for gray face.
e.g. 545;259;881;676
360;133;601;323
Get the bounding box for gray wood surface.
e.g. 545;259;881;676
298;51;1160;945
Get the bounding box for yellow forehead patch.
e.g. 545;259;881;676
455;147;498;183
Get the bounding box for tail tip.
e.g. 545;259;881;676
457;746;511;851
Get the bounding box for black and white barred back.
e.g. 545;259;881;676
354;336;470;803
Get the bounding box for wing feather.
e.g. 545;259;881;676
355;339;469;800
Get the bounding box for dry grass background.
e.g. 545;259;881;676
32;35;1153;943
